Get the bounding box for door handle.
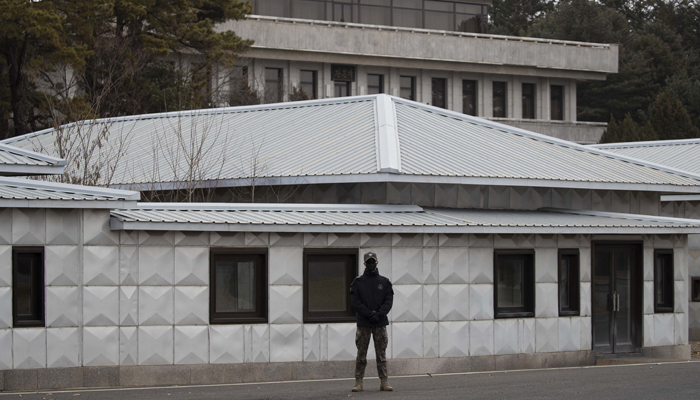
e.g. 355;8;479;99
616;293;621;312
610;293;616;312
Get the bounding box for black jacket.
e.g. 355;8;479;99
349;268;394;327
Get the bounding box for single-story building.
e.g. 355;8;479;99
1;95;700;391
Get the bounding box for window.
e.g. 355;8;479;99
494;250;535;318
654;249;674;313
304;250;357;323
400;76;415;100
551;85;564;120
334;81;351;97
367;74;384;95
265;68;283;103
431;78;447;109
13;247;45;327
692;277;700;302
300;70;317;99
522;83;536;119
492;81;507;118
558;249;580;316
210;250;267;324
462;79;477;116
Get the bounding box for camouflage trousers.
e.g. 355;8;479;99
355;326;388;379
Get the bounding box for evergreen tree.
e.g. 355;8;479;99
649;89;700;140
488;0;554;36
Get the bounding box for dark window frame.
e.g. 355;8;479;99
494;249;535;319
550;84;564;121
334;80;352;97
300;69;318;99
492;81;507;118
462;79;477;116
265;67;284;102
431;77;447;109
692;277;700;302
209;248;268;324
522;82;536;119
558;249;580;316
367;73;384;94
654;249;674;313
400;75;415;100
12;247;45;328
303;248;358;323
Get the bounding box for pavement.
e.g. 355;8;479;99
2;360;700;399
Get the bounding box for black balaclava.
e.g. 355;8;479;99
365;259;377;273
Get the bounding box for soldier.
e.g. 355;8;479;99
349;251;394;392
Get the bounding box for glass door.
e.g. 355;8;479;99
593;244;641;354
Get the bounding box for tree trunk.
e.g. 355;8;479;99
6;41;32;137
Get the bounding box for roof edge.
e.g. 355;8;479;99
0;177;141;201
130;203;423;212
591;138;700;149
0;143;67;166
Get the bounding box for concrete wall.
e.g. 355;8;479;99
0;208;691;391
670;201;700;340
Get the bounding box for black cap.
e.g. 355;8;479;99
363;252;378;262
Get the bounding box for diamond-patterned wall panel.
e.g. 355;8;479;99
675;313;688;345
47;327;79;368
305;233;328;247
392;248;422;284
175;325;209;364
392;322;422;359
0;287;10;328
174;231;209;246
269;285;303;324
519;318;536;354
536;318;559;353
424;233;438;247
13;328;46;369
423;285;439;321
245;232;269;247
120;327;138;366
304;324;323;362
328;233;360;247
559;318;581;351
654;314;674;346
174;247;208;286
675;281;687;314
643;248;654;281
470;284;494;321
470;320;494;356
120;286;138;326
580;317;592;350
83;326;119;366
643;314;654;347
45;286;79;327
138;231;174;246
675;250;687;281
535;234;557;248
469;234;493;248
360;233;392;248
139;326;174;365
120;230;138;245
439;321;469;357
270;233;303;247
84;246;119;285
423;248;438;284
270;324;303;362
12;208;45;245
654;235;674;248
210;325;244;364
0;246;9;286
327;323;356;361
392;285;422;322
46;209;79;245
139;247;174;285
580;247;591;282
439;248;469;284
120;246;138;286
269;247;303;285
580;282;592;317
45;246;79;286
494;319;518;355
535;283;558;318
83;209;118;245
247;325;270;363
210;232;245;247
83;286;119;326
494;234;517;248
423;321;439;358
0;329;11;369
439;284;470;321
0;208;10;245
557;234;580;248
174;286;208;325
438;234;468;247
139;286;174;325
469;248;493;284
535;248;557;283
643;281;654;314
392;233;423;247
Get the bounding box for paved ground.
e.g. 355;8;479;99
2;361;700;400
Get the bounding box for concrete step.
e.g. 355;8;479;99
595;357;683;366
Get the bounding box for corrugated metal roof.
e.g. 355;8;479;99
109;204;700;233
0;143;65;176
0;177;140;208
592;139;700;177
5;95;700;192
